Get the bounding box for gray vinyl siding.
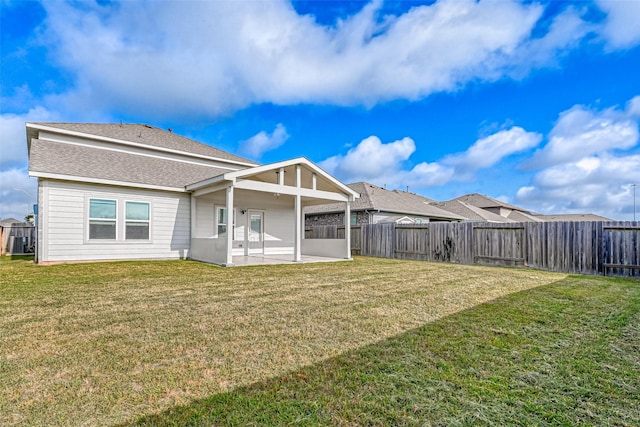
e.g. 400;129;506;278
40;180;190;262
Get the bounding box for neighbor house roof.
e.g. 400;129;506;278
433;200;516;223
305;182;466;221
27;123;257;166
0;218;23;226
451;193;530;213
533;213;614;222
506;210;546;222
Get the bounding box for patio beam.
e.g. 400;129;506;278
233;179;349;202
191;181;231;197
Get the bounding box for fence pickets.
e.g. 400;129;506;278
306;221;640;278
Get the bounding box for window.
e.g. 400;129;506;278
350;213;357;226
89;199;117;239
87;198;152;242
216;207;236;239
125;202;150;240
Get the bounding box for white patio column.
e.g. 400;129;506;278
190;196;197;239
225;185;234;266
345;200;351;259
293;165;302;262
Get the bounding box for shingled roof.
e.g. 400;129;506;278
27;123;256;165
29;139;233;189
451;193;530;213
433;200;515;223
27;123;258;190
305;182;465;221
533;213;614;221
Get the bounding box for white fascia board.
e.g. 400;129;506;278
234;179;349;202
185;174;229;191
26;122;258;168
191;182;231;197
225;157;307;179
29;171;186;193
226;157;360;201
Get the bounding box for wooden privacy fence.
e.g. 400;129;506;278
305;225;362;255
306;222;639;278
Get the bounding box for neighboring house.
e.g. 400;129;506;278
438;193;612;222
532;213;614;221
305;182;465;226
26;123;359;265
431;200;517;223
446;193;537;221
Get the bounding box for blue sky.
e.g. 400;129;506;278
1;0;639;220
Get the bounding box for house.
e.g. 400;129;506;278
431;200;517;223
437;193;613;222
305;182;465;226
26;123;359;265
531;213;613;221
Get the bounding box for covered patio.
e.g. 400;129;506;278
186;158;359;266
230;253;350;267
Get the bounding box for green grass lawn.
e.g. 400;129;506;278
1;257;638;426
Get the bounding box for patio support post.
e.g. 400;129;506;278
190;196;196;239
225;185;234;266
345;200;351;259
294;165;302;262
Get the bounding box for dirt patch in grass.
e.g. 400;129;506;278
1;257;566;425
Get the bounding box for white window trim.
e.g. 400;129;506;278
215;206;236;240
124;200;151;241
85;196;153;243
87;198;118;241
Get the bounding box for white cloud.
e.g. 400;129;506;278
596;0;640;49
627;96;640;118
504;6;594;77
527;100;639;168
517;96;640;220
444;127;542;173
320;135;416;183
0;106;59;166
0;168;38;220
517;154;640;219
29;0;600;118
239;123;289;158
320;126;540;189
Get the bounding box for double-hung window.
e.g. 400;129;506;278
125;201;150;240
216;207;236;239
89;199;117;239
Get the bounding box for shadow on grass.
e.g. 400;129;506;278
127;275;640;426
0;254;34;262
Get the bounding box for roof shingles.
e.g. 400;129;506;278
306;182;464;220
30;123;257;165
30;139;230;189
